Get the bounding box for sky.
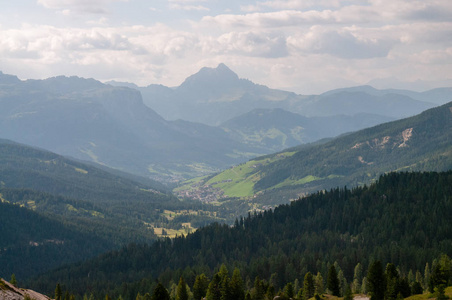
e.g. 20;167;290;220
0;0;451;94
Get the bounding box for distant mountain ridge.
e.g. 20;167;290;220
221;108;394;151
112;64;445;126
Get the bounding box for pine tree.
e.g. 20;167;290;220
193;274;209;300
343;284;353;300
218;264;229;281
338;270;347;297
327;265;340;296
368;261;385;300
10;274;17;287
385;263;400;300
314;272;324;295
284;282;294;299
361;277;368;294
206;274;222;300
302;272;315;300
152;283;170;300
415;271;423;291
250;277;265;300
229;268;245;300
424;263;431;291
220;275;232;300
352;263;363;293
265;285;275;300
176;277;188;300
143;293;152;300
55;283;62;300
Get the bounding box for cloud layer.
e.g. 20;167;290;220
0;0;451;93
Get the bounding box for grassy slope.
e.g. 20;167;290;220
174;102;452;205
177;152;296;199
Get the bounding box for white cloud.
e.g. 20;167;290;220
37;0;128;14
202;10;334;28
216;31;288;58
287;26;395;59
169;4;209;11
410;48;452;65
242;0;342;12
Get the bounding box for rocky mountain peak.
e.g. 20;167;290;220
178;63;246;91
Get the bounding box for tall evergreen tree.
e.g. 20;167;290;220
314;272;324;295
352;263;363;293
327;265;340;296
218;264;229;281
220;276;232;300
229;268;245;300
361;277;368;294
152;283;170;300
55;283;62;300
206;274;222;300
284;282;294;299
302;272;315;300
368;261;385;300
385;263;400;300
250;277;265;300
176;277;188;300
338;270;347;296
424;263;431;291
10;274;17;286
343;284;353;300
193;274;209;300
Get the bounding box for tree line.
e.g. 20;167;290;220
53;254;451;300
28;171;452;299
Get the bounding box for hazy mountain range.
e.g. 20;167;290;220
2;65;450;182
109;64;449;125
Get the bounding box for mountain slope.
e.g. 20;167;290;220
0;74;263;180
221;108;394;151
177;102;452;205
0;139;173;206
254;101;452;193
0;200;113;280
30;171;452;297
322;85;452;105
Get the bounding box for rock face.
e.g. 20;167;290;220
0;279;50;300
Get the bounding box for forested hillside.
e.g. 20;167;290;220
0;139;187;223
0;201;113;280
30;171;452;299
0;140;226;280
